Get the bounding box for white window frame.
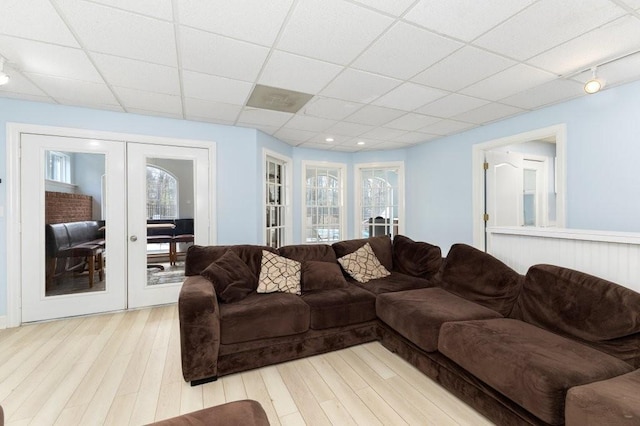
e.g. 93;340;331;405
45;150;71;183
354;161;405;239
263;150;292;248
302;161;347;244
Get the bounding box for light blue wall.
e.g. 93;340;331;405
406;79;640;254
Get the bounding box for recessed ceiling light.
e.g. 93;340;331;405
325;137;334;142
356;141;365;146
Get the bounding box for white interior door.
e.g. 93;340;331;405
485;151;524;227
127;143;210;309
21;134;127;322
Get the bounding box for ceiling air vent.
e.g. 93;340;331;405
246;84;313;113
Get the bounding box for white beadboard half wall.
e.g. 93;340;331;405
487;227;640;294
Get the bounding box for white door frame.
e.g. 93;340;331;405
471;124;566;250
6;122;217;327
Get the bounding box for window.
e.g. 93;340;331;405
146;165;178;219
265;154;290;248
303;162;346;243
46;151;71;183
356;163;404;239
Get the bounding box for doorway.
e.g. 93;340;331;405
472;124;566;250
9;125;215;325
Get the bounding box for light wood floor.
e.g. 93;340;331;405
0;305;494;426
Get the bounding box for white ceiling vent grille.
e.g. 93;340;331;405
246;84;313;113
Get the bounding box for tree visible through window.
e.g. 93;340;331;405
304;163;345;243
359;166;401;238
147;165;178;219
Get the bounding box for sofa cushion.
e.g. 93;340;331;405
337;242;390;283
257;251;301;295
185;245;277;277
351;271;431;295
437;243;522;316
149;400;270;426
219;292;309;345
301;286;376;330
392;235;442;279
377;287;502;352
301;261;348;292
514;264;640;342
332;235;393;271
565;369;640;426
200;250;256;303
278;244;337;263
438;318;634;425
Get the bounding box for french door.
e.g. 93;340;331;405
20;134;211;322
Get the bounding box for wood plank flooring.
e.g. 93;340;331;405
0;305;494;425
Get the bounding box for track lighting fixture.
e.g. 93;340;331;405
584;67;604;94
0;58;9;86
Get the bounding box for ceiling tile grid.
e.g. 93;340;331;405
0;0;639;151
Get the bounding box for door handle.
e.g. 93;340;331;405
130;235;138;242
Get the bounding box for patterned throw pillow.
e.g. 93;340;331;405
257;250;302;295
338;242;391;283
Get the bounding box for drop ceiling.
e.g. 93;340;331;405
1;0;640;152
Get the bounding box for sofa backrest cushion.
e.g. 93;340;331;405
278;244;337;263
514;264;640;342
200;250;256;303
46;223;71;256
185;244;277;277
65;221;101;245
332;235;393;271
392;235;442;280
437;244;523;316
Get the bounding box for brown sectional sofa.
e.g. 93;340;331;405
178;235;640;425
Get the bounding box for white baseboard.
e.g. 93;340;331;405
0;315;6;329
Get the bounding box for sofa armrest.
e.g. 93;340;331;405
179;275;221;384
566;369;640;425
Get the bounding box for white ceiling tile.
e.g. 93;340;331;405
453;103;524;125
299;142;339;150
27;73;119;105
93;53;180;95
285;115;337;132
0;35;102;83
321;69;401;103
362;140;412;150
277;0;393;64
180;27;269;81
412;46;516;91
178;0;293;46
55;0;178;66
373;82;448;111
0;91;54;103
188;116;236;126
404;0;535;42
353;22;463;79
237;108;294;127
240;123;281;135
527;16;640;75
54;99;125;112
113;86;182;114
301;97;364;120
0;0;79;47
416;93;490;118
274;128;316;143
474;0;627;60
87;0;174;20
619;0;640;7
360;127;407;141
352;0;415;16
128;108;183;119
259;51;343;94
344;105;405;126
384;113;441;131
500;79;585;109
331;144;360;152
182;71;252;104
307;133;352;145
391;131;438;144
460;64;557;101
184;98;243;121
325;121;375;137
419;119;476;135
0;69;50;97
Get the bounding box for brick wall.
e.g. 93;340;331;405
46;192;93;224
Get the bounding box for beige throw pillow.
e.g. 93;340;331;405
257;250;302;295
338;242;391;283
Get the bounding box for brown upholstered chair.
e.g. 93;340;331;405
148;400;269;426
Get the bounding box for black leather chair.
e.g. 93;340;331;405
172;218;194;265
